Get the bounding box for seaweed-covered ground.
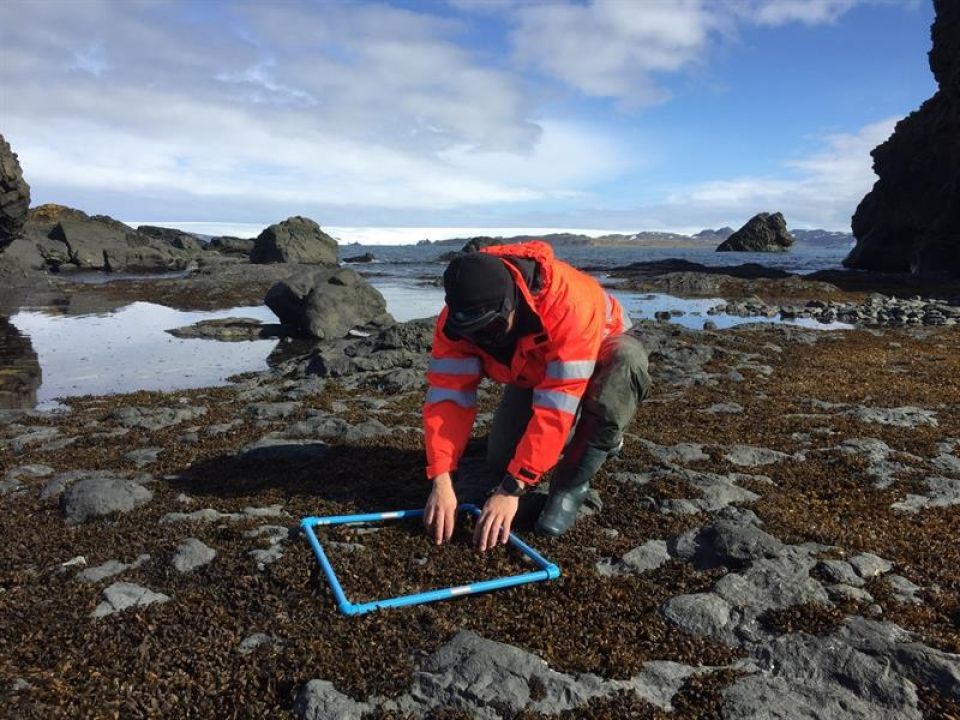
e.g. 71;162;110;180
2;315;960;719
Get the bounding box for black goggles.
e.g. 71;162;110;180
444;303;510;344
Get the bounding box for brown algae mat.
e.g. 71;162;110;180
1;323;960;717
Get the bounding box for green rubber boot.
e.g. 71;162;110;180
535;412;618;537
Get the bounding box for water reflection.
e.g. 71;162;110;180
0;316;42;410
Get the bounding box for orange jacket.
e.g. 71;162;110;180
423;241;629;485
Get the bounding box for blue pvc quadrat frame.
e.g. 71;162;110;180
301;504;561;615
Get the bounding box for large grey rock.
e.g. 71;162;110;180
92;581;170;618
265;267;393;340
46;215;190;272
60;476;153;524
0;133;30;251
251;216;337;265
171;538;216;573
717;212;794;253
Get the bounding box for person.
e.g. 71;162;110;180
421;241;651;551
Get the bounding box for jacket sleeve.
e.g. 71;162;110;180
423;308;484;479
507;300;604;485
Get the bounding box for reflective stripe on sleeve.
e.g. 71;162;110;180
426;387;477;408
429;357;482;376
532;389;580;414
546;359;596;380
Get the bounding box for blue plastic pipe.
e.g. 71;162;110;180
300;504;561;616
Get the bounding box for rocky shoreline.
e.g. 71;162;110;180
2;314;959;718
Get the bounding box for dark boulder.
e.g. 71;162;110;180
251;216;338;265
207;236;255;257
265;267;394;340
343;252;376;263
137;225;204;253
845;0;960;275
717;212;794;253
0;134;30;253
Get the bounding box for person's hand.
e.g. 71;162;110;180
424;472;458;544
474;490;519;552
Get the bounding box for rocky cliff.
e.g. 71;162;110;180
0;134;31;252
844;0;960;274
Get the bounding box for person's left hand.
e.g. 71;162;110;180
473;490;519;552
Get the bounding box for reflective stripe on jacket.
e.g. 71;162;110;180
423;241;629;484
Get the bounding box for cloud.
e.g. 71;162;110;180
663;118;897;230
506;0;886;104
0;0;628;219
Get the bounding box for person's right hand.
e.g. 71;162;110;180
424;472;458;544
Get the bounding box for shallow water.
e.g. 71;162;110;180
3;274;850;410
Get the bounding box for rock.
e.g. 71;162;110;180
251;216;338;265
0;133;31;251
343;252;375;263
703;402;743;414
60;476;153;524
596;539;671;576
207;235;254;256
265;267;393;340
76;554;150;583
723;445;791;467
640;440;709;465
891;475;960;511
238;633;274;655
137;225;204;252
47;216;189;272
240;438;330;461
110;405;207;431
171;538;216;573
246;401;301;420
124;447;162;468
7;426;60;452
92;581;170;618
662;593;733;639
844;1;960;275
293;680;370;720
845;405;938;428
848;552;893;579
166;317;289;341
717;212;794;253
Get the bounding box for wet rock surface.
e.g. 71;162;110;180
2;317;960;718
265;266;393;340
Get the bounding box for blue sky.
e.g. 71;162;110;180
0;0;937;235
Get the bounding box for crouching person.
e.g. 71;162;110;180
422;242;651;550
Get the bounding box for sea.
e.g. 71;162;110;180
3;228;853;410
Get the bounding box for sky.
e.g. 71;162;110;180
0;0;938;238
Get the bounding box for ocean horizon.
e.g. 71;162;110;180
121;222;656;246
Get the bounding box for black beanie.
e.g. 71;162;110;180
443;252;514;314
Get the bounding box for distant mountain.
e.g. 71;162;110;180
692;227;735;244
791;229;855;247
419;227;853;251
431;231;719;249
